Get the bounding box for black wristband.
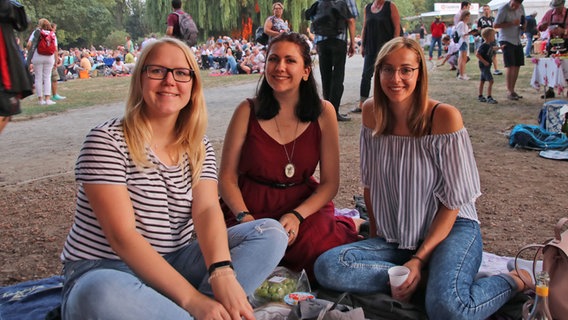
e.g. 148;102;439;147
208;260;233;276
285;210;304;224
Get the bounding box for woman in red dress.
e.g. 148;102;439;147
219;33;362;282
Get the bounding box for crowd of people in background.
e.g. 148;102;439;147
16;0;566;110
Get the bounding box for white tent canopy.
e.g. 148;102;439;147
487;0;551;21
410;3;481;22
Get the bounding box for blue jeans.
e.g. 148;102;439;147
61;218;287;320
317;38;347;113
359;48;378;103
226;55;238;74
525;32;534;56
429;36;443;58
315;218;519;320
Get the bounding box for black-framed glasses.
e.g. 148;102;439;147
143;65;195;83
379;66;419;80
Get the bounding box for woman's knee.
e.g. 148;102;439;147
249;218;288;251
66;269;135;315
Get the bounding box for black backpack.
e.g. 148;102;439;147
305;0;351;37
452;30;460;44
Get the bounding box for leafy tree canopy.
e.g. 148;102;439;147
15;0;490;49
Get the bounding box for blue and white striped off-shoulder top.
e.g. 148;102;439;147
360;126;481;249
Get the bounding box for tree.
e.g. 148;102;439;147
125;0;149;41
20;0;114;48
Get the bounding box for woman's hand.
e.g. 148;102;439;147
391;259;422;302
210;273;255;320
279;213;300;246
182;292;234;320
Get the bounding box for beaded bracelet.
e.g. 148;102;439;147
285;210;304;224
208;260;233;276
208;267;236;283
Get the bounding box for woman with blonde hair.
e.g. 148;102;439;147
26;18;57;105
263;2;290;39
314;37;531;319
60;37;287;320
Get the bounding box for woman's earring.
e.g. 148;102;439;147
303;76;308;81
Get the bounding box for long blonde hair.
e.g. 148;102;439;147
372;37;430;136
123;37;207;184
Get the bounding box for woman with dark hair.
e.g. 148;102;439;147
352;0;400;113
219;32;362;282
314;37;530;319
60;37;287;319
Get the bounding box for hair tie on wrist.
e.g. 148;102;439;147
411;255;425;264
208;260;233;276
286;210;304;223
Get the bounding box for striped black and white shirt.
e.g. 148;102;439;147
360;126;481;249
61;118;217;262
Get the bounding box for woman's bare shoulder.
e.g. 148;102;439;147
430;100;464;134
361;98;375;129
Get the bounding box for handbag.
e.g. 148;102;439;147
514;217;568;319
255;26;269;45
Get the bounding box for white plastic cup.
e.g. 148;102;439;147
388;265;410;288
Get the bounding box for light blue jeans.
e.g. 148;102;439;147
314;218;519;320
61;218;287;320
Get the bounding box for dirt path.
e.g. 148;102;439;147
0;56;364;187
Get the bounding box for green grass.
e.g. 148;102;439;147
16;71;261;120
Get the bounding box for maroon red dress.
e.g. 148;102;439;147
223;103;358;281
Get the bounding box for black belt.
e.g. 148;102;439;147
246;175;306;189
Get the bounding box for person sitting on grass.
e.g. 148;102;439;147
314;37;531;320
476;28;498;104
219;33;363;284
111;56;128;76
59;37;287;319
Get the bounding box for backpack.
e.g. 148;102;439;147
305;0;350;37
37;30;56;56
508;124;568;150
452;30;460;44
174;11;198;47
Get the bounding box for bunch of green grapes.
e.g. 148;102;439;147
254;277;297;302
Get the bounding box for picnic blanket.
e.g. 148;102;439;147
0;275;62;320
0;252;535;320
539;149;568;160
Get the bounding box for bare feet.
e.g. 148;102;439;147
509;269;533;292
352;218;367;232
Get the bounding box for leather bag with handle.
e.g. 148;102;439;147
514;217;568;319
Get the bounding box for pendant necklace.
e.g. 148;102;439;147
274;117;299;178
